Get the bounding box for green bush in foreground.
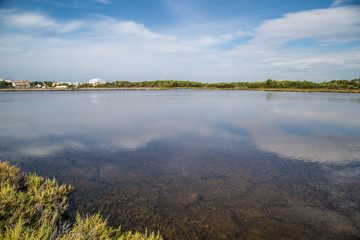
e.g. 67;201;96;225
0;161;162;240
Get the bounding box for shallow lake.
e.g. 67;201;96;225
1;90;360;239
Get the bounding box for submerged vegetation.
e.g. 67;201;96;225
0;161;162;240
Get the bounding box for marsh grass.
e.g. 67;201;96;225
0;161;162;240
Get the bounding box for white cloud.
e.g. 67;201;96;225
219;30;251;41
224;6;360;81
331;0;346;6
0;10;84;33
0;9;245;81
87;15;172;40
0;6;359;82
192;30;251;47
5;12;55;28
267;49;360;70
92;0;111;4
252;6;360;45
331;0;360;7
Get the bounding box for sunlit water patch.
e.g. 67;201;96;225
1;90;360;239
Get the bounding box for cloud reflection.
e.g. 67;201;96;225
227;92;360;163
0;91;359;164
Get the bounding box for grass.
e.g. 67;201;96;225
0;161;163;240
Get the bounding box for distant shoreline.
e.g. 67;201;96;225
0;87;155;91
1;87;360;93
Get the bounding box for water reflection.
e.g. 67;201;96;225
1;91;359;163
0;90;360;239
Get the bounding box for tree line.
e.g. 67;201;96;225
1;78;359;90
84;78;360;90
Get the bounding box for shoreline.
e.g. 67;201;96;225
0;87;157;92
1;87;359;93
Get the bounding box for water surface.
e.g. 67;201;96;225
1;90;360;239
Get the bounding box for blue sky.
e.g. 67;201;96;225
0;0;359;83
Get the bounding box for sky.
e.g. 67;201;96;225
0;0;359;83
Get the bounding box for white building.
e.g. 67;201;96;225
57;82;73;86
89;78;107;85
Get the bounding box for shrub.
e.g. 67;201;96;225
0;161;162;240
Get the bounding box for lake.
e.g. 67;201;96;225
1;90;360;239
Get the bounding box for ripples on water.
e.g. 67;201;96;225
0;90;360;239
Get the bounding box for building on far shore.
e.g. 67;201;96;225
12;80;30;88
57;82;72;86
89;78;107;85
54;85;67;89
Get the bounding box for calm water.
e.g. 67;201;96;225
1;90;360;239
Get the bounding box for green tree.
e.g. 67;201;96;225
43;81;54;87
0;81;12;88
30;81;43;88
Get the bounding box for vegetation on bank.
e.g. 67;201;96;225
0;82;12;89
1;78;360;92
30;81;55;88
0;161;162;240
89;78;359;90
78;78;360;91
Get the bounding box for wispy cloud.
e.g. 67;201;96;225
0;5;359;82
89;15;176;40
251;6;360;45
226;6;360;81
163;0;205;23
92;0;111;4
0;9;84;33
331;0;360;7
